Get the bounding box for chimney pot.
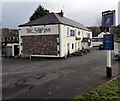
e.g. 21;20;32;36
57;10;64;17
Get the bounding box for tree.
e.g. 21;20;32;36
29;5;49;21
96;16;102;27
96;16;106;32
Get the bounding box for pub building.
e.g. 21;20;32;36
19;11;92;58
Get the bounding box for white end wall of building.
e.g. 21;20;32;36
59;24;92;57
19;24;92;58
19;24;59;57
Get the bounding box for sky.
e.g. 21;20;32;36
0;0;120;29
118;1;120;24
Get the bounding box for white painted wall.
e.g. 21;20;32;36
19;24;92;58
19;24;59;55
7;43;19;56
59;24;92;57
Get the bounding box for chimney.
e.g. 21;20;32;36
57;10;64;17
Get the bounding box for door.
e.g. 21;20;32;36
14;45;19;56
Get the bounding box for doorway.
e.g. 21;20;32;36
14;45;19;56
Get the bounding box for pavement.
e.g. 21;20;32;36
2;48;120;100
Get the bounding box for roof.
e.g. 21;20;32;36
1;28;19;37
98;32;106;38
19;13;91;31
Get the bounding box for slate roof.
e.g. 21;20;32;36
19;13;91;31
1;28;18;37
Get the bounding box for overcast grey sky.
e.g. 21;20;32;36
1;0;120;29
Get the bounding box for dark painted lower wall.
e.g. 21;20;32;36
21;35;58;55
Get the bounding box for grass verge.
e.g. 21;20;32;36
74;76;120;101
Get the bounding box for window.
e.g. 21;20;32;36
70;30;75;36
17;37;19;41
7;37;10;40
73;30;75;36
2;37;4;41
5;37;7;40
67;28;69;36
88;33;91;37
13;37;15;40
72;43;74;49
11;37;13;40
10;37;12;40
78;31;80;36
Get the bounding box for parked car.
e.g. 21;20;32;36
113;50;120;60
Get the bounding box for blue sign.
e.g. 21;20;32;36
102;10;115;27
103;34;114;50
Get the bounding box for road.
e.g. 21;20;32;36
2;48;119;100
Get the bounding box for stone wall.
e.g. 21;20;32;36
21;35;58;55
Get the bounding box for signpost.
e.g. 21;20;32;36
103;34;114;50
103;34;114;77
102;10;115;27
102;10;115;78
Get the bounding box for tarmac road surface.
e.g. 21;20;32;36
2;48;119;99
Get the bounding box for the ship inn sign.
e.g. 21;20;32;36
26;27;51;34
20;25;58;36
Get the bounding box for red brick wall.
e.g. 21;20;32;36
21;35;58;55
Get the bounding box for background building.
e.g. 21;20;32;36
1;28;19;57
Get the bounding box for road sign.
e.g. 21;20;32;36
103;34;114;50
102;10;115;27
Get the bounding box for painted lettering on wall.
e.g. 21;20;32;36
26;28;51;34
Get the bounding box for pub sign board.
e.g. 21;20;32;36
102;10;115;27
19;25;58;36
103;34;114;50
